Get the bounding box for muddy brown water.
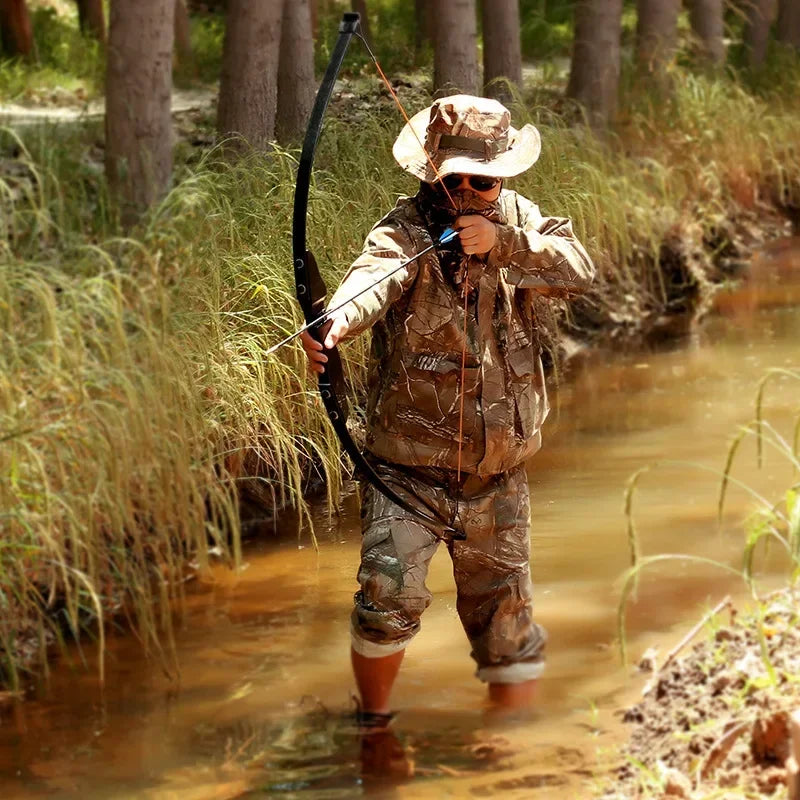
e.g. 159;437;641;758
1;241;798;800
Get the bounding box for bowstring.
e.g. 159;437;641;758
356;32;469;535
355;33;458;211
455;270;470;529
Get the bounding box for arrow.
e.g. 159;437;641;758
267;226;459;356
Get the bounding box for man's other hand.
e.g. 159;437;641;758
455;215;497;255
300;310;349;374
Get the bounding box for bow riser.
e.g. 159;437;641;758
290;12;462;540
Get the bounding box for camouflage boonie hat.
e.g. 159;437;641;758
392;94;541;182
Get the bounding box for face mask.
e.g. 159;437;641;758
415;183;506;291
417;182;505;226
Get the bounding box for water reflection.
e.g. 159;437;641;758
0;242;798;800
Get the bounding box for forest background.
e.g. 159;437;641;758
0;0;799;689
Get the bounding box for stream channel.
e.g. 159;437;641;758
1;241;799;800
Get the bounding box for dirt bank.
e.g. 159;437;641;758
601;588;800;799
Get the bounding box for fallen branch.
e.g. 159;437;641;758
698;720;748;782
659;596;732;674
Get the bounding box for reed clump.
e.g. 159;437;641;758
618;368;800;664
0;133;365;687
0;56;798;686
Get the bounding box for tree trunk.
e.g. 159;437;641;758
309;0;317;39
776;0;800;48
0;0;33;57
352;0;370;46
187;0;225;9
566;0;623;128
482;0;522;104
311;0;331;40
76;0;105;41
688;0;725;64
414;0;433;61
636;0;681;76
743;0;777;67
105;0;175;224
217;0;282;149
174;0;193;65
432;0;479;96
276;0;314;144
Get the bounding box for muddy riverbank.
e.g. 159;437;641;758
604;588;800;799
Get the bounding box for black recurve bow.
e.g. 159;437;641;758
292;12;461;539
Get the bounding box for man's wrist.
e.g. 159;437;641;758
487;223;515;267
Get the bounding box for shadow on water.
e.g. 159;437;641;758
0;239;798;800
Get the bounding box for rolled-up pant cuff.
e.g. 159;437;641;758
476;660;545;684
350;621;412;658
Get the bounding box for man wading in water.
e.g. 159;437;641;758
302;95;594;726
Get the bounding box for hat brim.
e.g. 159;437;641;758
392;105;541;182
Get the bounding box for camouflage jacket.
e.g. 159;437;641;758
327;188;595;476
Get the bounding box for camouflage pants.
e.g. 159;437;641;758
351;460;547;683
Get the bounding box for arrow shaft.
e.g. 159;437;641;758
268;229;456;355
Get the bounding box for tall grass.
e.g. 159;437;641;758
513;67;799;340
1;54;799;685
0;133;369;687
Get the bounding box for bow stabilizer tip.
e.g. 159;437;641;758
339;12;360;33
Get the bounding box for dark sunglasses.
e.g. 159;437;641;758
440;174;501;192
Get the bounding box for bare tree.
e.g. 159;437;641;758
105;0;175;224
174;0;193;67
414;0;434;61
76;0;105;41
566;0;623;128
432;0;479;95
309;0;318;39
276;0;314;144
0;0;33;57
217;0;283;149
776;0;800;48
352;0;371;45
743;0;777;67
310;0;332;40
636;0;681;77
689;0;725;64
482;0;522;104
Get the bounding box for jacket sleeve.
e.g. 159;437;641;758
326;218;419;339
487;193;595;296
